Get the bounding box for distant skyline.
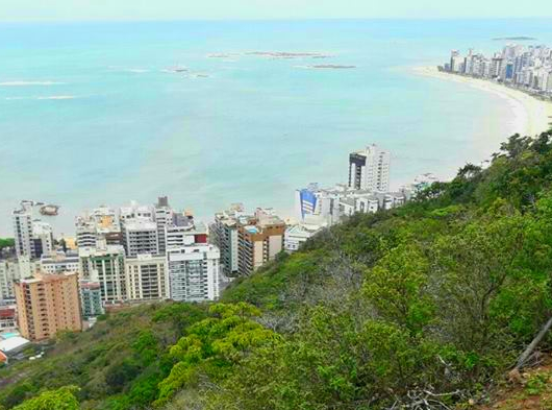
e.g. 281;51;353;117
1;0;552;22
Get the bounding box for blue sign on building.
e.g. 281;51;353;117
299;189;317;219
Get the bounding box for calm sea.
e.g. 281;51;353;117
1;19;552;235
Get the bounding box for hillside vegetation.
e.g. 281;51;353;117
3;131;552;410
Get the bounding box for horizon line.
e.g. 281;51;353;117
1;16;552;25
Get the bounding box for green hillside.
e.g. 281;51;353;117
3;130;552;410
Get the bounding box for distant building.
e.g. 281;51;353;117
155;197;173;255
31;222;54;259
119;201;155;222
0;261;20;303
122;218;159;257
125;254;169;301
12;202;34;259
284;217;328;253
168;244;220;302
14;272;82;341
40;251;79;274
237;208;286;275
165;213;208;250
348;144;391;192
12;202;54;261
75;206;122;248
79;242;126;303
0;306;17;333
211;204;246;277
80;281;104;319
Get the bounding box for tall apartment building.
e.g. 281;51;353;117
212;204;246;277
14;272;82;341
80;281;104;319
12;202;34;260
237;208;286;275
31;222;54;259
348;144;390;192
155;197;173;255
125;254;169;301
79;242;126;303
12;202;55;261
167;244;220;302
121;218;159;257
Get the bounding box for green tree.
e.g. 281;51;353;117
12;386;79;410
155;303;279;407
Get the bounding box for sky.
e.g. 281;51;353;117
0;0;551;22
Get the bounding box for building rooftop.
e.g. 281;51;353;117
17;272;77;285
123;218;157;232
78;243;125;257
0;336;30;353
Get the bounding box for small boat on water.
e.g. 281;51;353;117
40;204;59;216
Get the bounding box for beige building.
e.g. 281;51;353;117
14;272;82;341
125;254;169;301
237;208;286;275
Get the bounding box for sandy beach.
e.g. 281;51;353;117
413;66;552;137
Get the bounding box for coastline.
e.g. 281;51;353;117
412;66;552;137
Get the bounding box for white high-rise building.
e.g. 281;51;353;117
168;245;220;302
13;202;54;261
12;202;34;260
155;197;173;255
32;221;54;258
119;201;155;222
125;254;169;301
348;144;391;192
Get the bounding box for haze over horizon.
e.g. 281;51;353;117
1;0;552;23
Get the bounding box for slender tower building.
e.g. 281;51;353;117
348;144;391;192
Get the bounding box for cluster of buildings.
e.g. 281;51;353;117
0;143;418;355
443;44;552;97
1;198;223;349
290;144;409;250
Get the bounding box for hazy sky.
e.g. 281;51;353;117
1;0;551;22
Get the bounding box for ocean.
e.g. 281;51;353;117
1;19;552;236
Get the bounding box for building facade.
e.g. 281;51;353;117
80;281;104;319
14;272;82;341
125;254;169;301
168;245;220;302
12;202;34;260
0;261;20;303
212;205;245;277
237;209;285;275
122;218;159;257
79;243;126;303
155;196;173;255
348;144;391;192
40;251;79;274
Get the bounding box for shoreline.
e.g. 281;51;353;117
412;66;552;137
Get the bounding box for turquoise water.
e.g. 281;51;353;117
1;19;552;235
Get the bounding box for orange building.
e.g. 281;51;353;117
237;208;286;275
14;272;82;341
